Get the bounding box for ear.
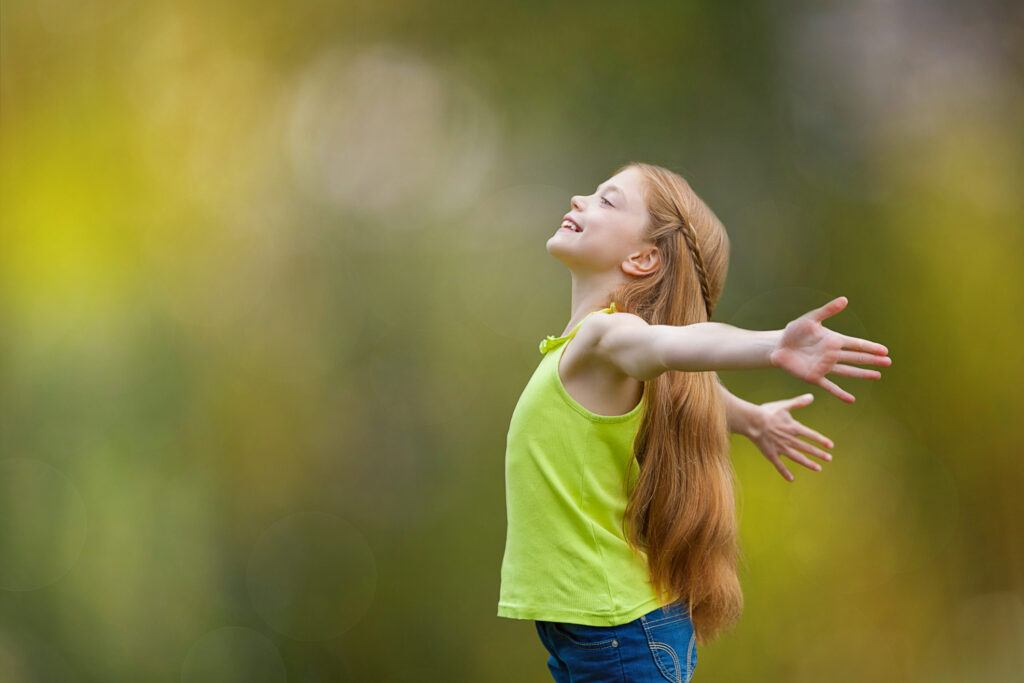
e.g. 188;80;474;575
621;245;661;277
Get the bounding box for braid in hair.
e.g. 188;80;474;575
677;214;714;321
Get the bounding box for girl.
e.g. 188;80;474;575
496;162;892;682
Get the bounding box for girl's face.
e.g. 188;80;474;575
547;166;652;275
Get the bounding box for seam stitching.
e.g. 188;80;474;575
685;631;696;682
642;619;683;682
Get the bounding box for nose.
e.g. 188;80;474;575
571;195;585;211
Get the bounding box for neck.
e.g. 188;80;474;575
562;270;624;336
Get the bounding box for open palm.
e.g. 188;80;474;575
768;296;892;403
748;393;834;482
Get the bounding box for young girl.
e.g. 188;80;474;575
496;162;892;682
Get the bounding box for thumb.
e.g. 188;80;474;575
789;393;814;408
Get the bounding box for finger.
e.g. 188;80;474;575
818;376;855;403
785;393;814;410
807;296;848;323
838;350;892;367
830;363;882;380
766;453;794;482
782;444;822;471
793;422;834;449
788;435;833;462
840;334;888;356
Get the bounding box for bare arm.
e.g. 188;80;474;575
718;378;838;481
592;313;781;379
592;296;891;401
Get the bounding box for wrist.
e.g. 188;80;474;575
765;329;784;368
743;403;766;440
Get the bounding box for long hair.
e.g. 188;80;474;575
610;161;741;646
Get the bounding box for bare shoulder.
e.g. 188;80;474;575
573;311;650;365
585;310;650;346
580;311;664;381
573;310;645;340
594;310;649;332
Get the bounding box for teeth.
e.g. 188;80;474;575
562;220;581;232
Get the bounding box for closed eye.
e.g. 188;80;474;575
601;196;614;207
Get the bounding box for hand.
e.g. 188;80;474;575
748;393;834;482
769;296;891;403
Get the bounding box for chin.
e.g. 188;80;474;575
546;243;587;273
545;235;572;260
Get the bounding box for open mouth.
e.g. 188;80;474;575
560;219;583;233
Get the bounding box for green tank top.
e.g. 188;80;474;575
497;303;667;626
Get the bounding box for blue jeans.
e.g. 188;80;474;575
534;601;698;682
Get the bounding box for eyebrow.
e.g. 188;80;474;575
598;183;627;205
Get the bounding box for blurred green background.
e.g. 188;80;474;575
2;0;1022;681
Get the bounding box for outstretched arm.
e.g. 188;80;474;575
593;296;892;402
593;315;780;378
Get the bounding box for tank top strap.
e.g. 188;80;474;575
538;302;618;355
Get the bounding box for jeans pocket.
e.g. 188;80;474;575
548;621;621;650
640;608;697;683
